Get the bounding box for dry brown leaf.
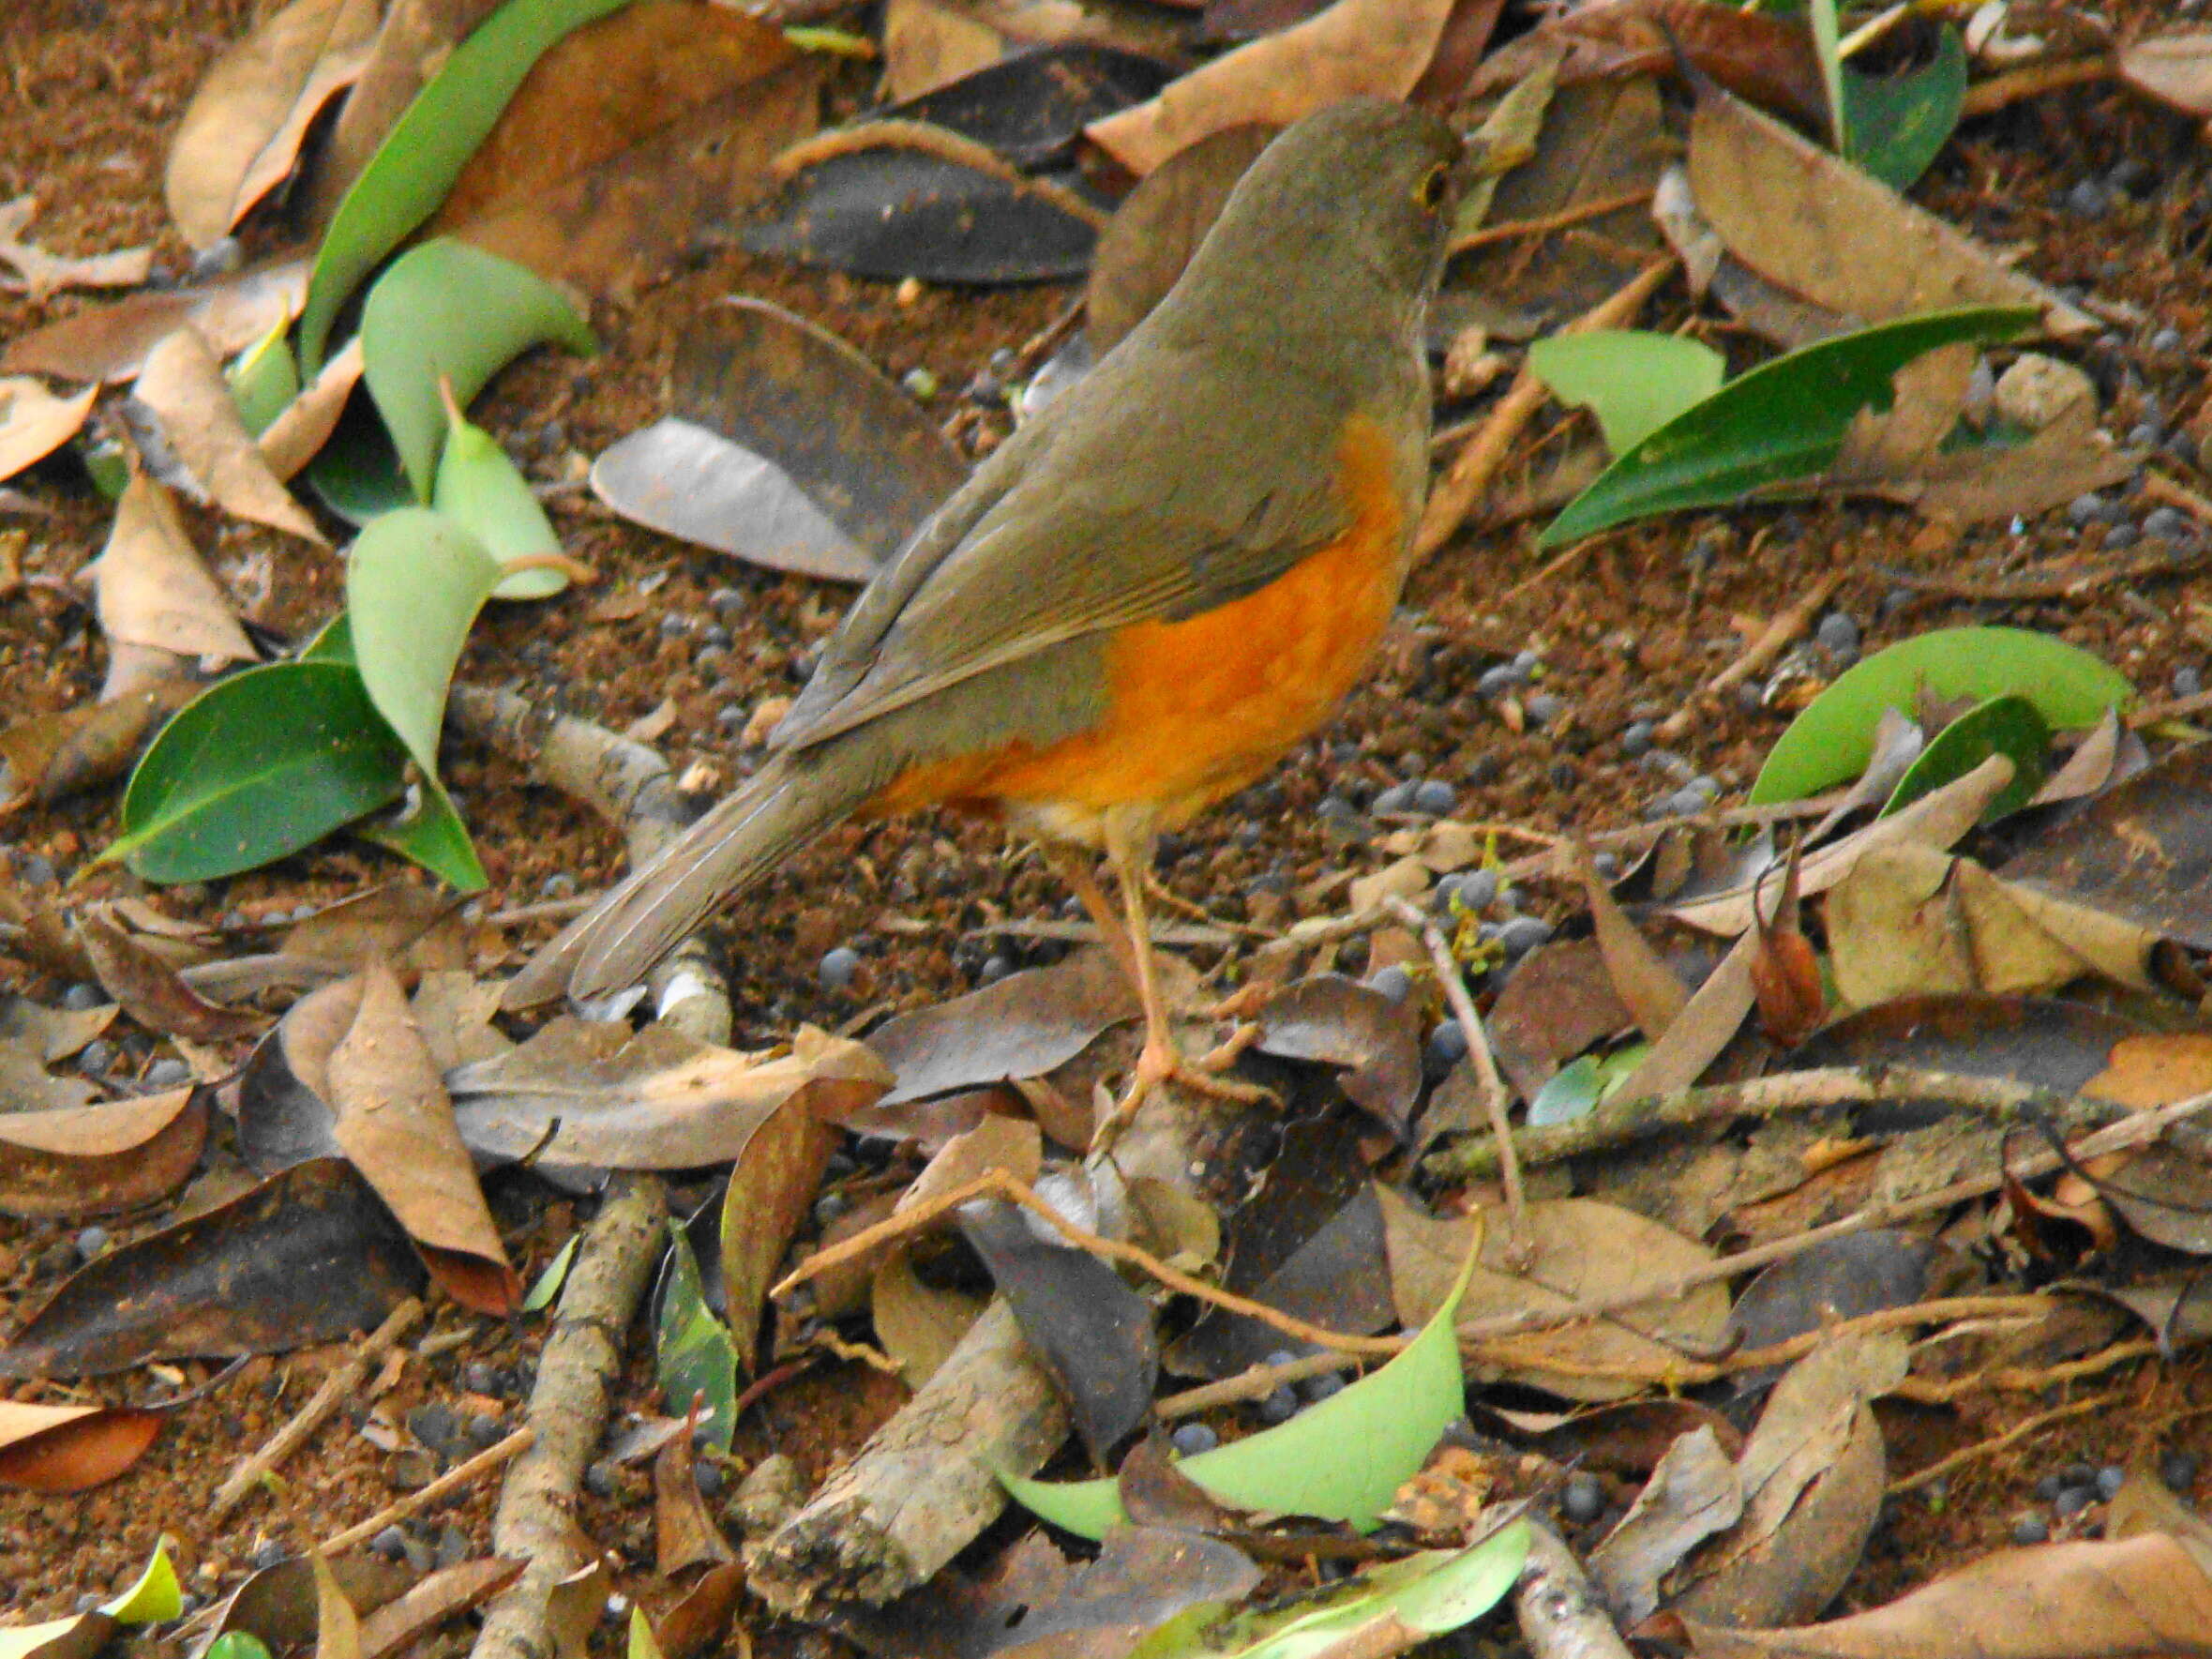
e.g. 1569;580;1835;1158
259;335;364;480
164;0;383;247
329;958;519;1315
0;1397;163;1493
1569;843;1687;1041
718;1069;839;1371
2119;29;2212;118
0;680;196;809
1612;929;1755;1102
869;1249;986;1387
356;1560;526;1659
879;0;1006;102
429;2;820;299
653;1422;736;1576
1687;80;2094;337
0;197;153;303
0;377;96;483
1684;1533;2212;1657
1086;0;1456;175
76;910;263;1041
84;473;255;663
1588;1424;1743;1623
131;328;326;543
0;1088;208;1219
1;257;308;385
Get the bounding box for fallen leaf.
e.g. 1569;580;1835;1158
129;328;327;542
1588;1425;1743;1623
0;1087;209;1219
869;1251;986;1387
1255;973;1422;1135
164;0;384;247
717;1063;838;1370
0;197;153;302
75;909;262;1041
0;258;308;385
1086;0;1455;175
0;377;97;483
356;1560;526;1659
2119;29;2212;118
258;335;366;480
84;473;256;663
654;1420;736;1575
0;1398;164;1493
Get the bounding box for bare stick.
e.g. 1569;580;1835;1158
211;1298;425;1522
1515;1522;1634;1659
1653;569;1844;743
1961;54;2113;116
1386;897;1525;1239
1887;1393;2112;1495
324;1427;535;1555
1449;189;1654;255
1414;260;1676;562
470;1173;669;1659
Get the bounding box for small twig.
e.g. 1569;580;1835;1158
1414;259;1677;562
1875;548;2211;602
1514;1521;1633;1659
1449;189;1654;256
1898;1336;2162;1406
323;1426;535;1556
2142;467;2212;525
211;1298;426;1522
1653;568;1844;743
2129;685;2212;731
1009;294;1087;378
477;896;596;929
1960;54;2114;117
773;1169;1403;1357
1887;1392;2113;1495
1387;897;1526;1244
1156;1350;1361;1420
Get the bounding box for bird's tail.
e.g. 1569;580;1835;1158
503;746;883;1009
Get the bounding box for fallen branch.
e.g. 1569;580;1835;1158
210;1297;424;1522
469;1172;669;1659
1515;1521;1633;1659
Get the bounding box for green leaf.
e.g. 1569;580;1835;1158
521;1233;580;1313
307;394;415;527
227;323;299;437
346;506;504;778
627;1608;667;1659
1539;307;2037;548
361;239;595;500
1528;331;1725;457
1807;0;1844;150
1005;1239;1477;1539
1528;1055;1603;1127
301;611;354;663
102;1539;183;1624
1133;1527;1531;1659
1752;627;2131;804
1844;26;1967;191
1882;694;2049;822
297;0;631;367
107;661;408;882
354;779;489;891
655;1221;739;1451
433;390;570;598
204;1637;274;1659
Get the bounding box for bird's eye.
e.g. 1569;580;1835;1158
1416;162;1449;211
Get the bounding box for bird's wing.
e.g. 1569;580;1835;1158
774;342;1369;752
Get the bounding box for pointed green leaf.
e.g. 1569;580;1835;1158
108;661;408;882
361;239;594;500
627;1607;667;1659
655;1221;738;1450
1844;26;1966;191
1753;627;2130;804
345;506;503;779
521;1233;580;1313
1527;331;1724;457
353;778;489;890
227;324;299;437
433;394;569;598
1005;1242;1477;1539
103;1538;182;1624
1882;694;2049;822
297;0;631;367
1539;307;2036;548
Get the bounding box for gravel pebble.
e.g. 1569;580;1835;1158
61;982;105;1011
143;1058;190;1089
583;1459;618;1500
2096;1465;2127;1500
1302;1371;1346;1404
696;1460;726;1498
708;587;744;619
1256;1384;1299;1425
1477;662;1526;698
1425;1020;1468;1075
1815;611;1861;657
73;1226;109;1259
1562;1471;1605;1525
78;1038;115;1075
1619;719;1653;758
2151;325;2186;354
2065;177;2112;219
658;613;690;639
819;946;862;992
1412;777;1458;814
249;1542;289;1571
1523;693;1565;730
2161;1450;2200;1492
2011;1513;2050;1546
2144;505;2192;544
16;854;56;887
1170;1422;1218;1456
369;1525;410;1561
1495;916;1552;958
1366;965;1414;1003
1372;781;1414;814
462;1361;502;1395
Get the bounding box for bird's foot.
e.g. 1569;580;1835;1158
1095;1031;1276;1150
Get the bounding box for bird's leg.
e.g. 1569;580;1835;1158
1037;843;1142;989
1100;818;1272;1124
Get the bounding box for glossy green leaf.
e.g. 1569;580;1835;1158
1753;627;2131;804
345;506;503;779
204;1636;274;1659
361;238;595;500
1527;331;1724;456
300;611;354;663
627;1607;666;1659
307;393;415;526
433;393;569;598
1844;26;1967;191
1882;694;2049;823
297;0;631;367
353;779;489;891
1132;1526;1530;1659
655;1222;739;1451
521;1233;580;1313
1005;1240;1476;1539
106;661;408;882
1539;307;2036;547
103;1539;182;1624
227;323;299;437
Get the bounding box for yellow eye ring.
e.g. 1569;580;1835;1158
1416;162;1450;211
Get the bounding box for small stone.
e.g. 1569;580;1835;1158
813;1191;850;1229
1301;1371;1346;1404
1315;794;1362;826
1366;965;1414;1003
143;1058;190;1089
73;1593;104;1615
60;982;105;1012
657;613;691;640
1425;1021;1468;1077
1815;611;1861;657
78;1039;115;1075
582;1459;618;1500
1618;719;1654;758
1996;354;2097;430
2067;492;2114;526
1522;693;1565;730
2103;521;2140;550
16;854;56;887
2011;1513;2050;1546
1412;778;1458;814
2160;1450;2200;1492
2033;1471;2067;1503
1372;781;1415;815
1451;868;1499;914
1562;1471;1605;1525
696;1460;726;1498
462;1361;501;1395
2096;1465;2127;1500
73;1226;109;1259
369;1525;410;1561
2152;326;2187;354
2144;505;2192;544
1170;1422;1218;1456
434;1525;470;1571
2065;177;2112;219
709;587;745;619
465;1411;504;1449
2129;422;2165;449
979;954;1013;986
2174;666;2203;698
1256;1384;1299;1425
1476;662;1525;698
2053;1484;2097;1519
407;1402;459;1452
818;946;863;992
1496;916;1552;958
1512;648;1541;674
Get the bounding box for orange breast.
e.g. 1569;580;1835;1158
868;412;1409;830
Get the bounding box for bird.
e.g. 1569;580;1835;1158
508;98;1464;1119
